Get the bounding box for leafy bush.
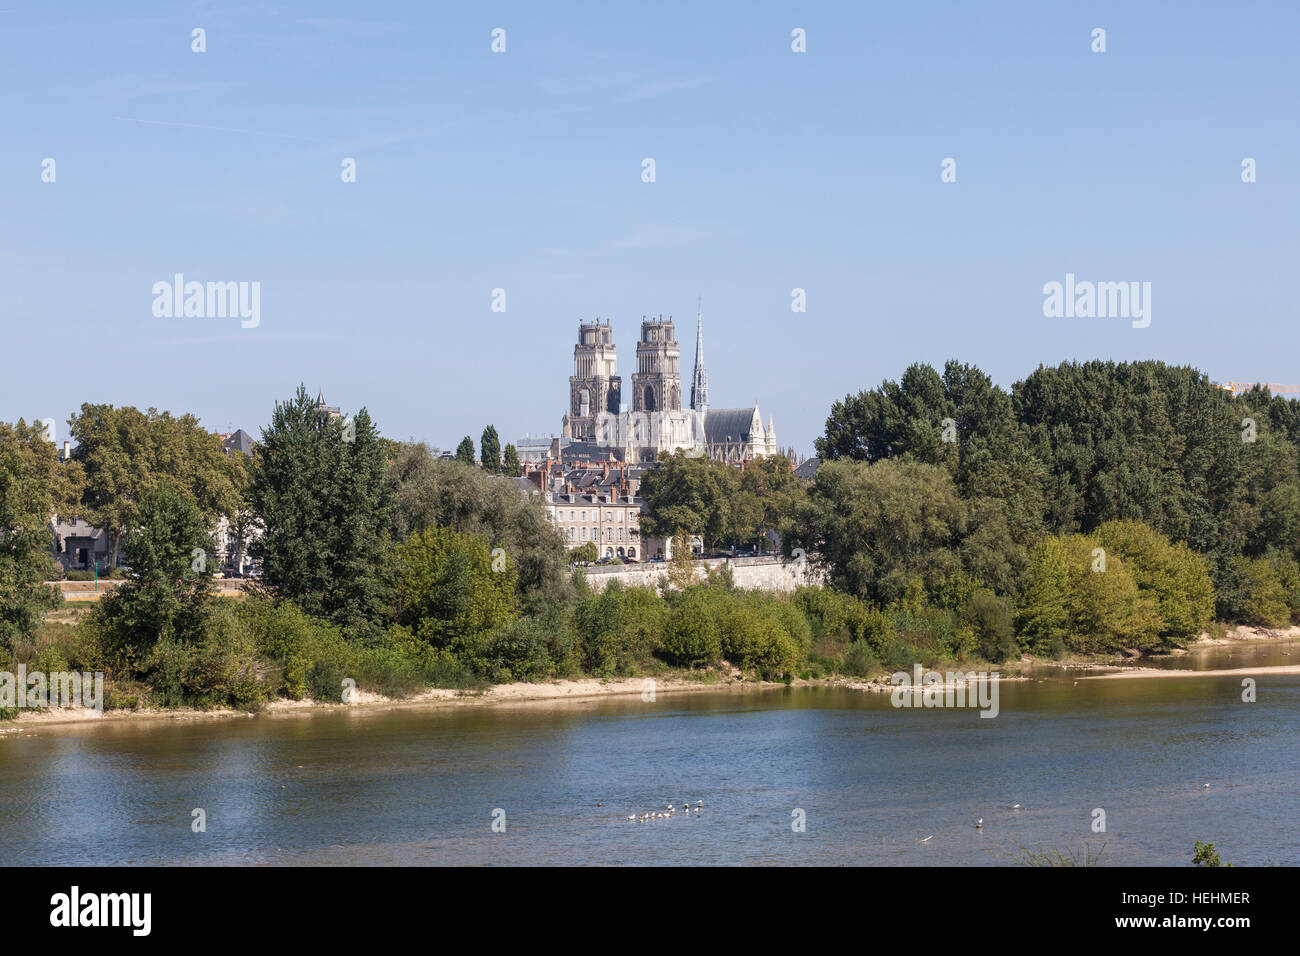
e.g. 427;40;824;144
1234;555;1290;627
961;590;1018;662
1018;534;1163;655
660;590;721;666
569;543;599;563
390;525;518;671
486;617;554;683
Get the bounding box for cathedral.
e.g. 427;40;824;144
561;306;777;464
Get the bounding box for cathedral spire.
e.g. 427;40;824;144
690;296;709;413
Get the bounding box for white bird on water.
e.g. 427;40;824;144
1011;803;1021;810
975;818;984;829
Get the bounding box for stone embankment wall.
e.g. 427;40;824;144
581;555;824;593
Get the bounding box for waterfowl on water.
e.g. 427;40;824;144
975;818;984;829
1011;803;1021;810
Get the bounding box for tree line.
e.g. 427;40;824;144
635;359;1300;660
3;361;1299;714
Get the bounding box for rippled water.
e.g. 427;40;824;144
2;642;1297;866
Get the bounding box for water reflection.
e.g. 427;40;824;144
2;646;1297;866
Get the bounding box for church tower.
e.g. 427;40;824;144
690;298;708;413
632;315;681;413
569;318;620;440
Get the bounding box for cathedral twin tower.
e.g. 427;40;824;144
563;307;775;464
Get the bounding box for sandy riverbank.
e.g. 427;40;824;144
1;675;796;730
6;624;1298;730
1192;624;1300;646
1081;663;1300;681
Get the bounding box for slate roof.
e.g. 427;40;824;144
704;407;759;444
794;456;821;479
222;429;256;455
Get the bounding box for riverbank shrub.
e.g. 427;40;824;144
1017;533;1179;655
660;589;722;666
959;589;1018;662
1093;519;1214;642
389;525;518;673
1232;555;1291;627
572;582;667;676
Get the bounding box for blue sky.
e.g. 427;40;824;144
3;1;1298;455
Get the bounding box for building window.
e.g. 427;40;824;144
581;510;587;521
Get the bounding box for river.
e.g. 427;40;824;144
2;641;1297;866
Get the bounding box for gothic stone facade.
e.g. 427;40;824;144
562;313;776;463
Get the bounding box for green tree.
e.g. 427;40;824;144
666;528;697;590
93;482;216;671
389;525;517;671
660;589;721;666
569;542;599;563
1013;361;1244;550
455;437;476;466
639;451;734;550
1093;519;1215;643
1192;841;1228;867
1233;555;1290;627
502;443;522;478
816;362;957;466
1018;533;1163;656
68;404;245;567
735;454;805;549
248;385;393;634
794;458;968;606
389;442;569;612
0;421;65;651
712;593;800;677
480;425;501;473
959;590;1018;662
